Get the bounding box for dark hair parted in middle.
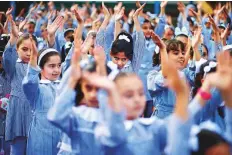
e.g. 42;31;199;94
111;31;133;61
38;48;61;69
153;39;185;66
16;33;38;49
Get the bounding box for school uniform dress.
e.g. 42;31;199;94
96;28;145;73
184;98;232;154
22;65;61;155
0;71;11;99
138;39;159;102
47;87;104;155
94;90;192;155
193;88;225;131
147;68;195;119
2;44;32;142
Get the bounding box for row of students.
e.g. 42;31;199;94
1;1;232;155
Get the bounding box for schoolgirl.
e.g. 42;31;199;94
83;54;191;155
182;51;232;154
2;15;37;154
96;3;145;73
148;33;195;119
48;41;111;155
22;37;62;154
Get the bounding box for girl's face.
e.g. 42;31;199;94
142;22;153;39
81;79;99;107
168;46;186;70
164;28;174;40
41;55;61;81
111;52;129;69
116;75;146;120
17;39;31;63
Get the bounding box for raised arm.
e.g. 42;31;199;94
47;16;64;48
2;15;18;77
82;72;126;147
114;6;125;40
165;59;191;155
192;26;202;61
22;37;40;107
48;43;82;135
131;3;146;73
151;31;168;77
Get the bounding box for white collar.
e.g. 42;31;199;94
40;79;60;84
16;58;23;63
124;117;156;131
72;106;100;123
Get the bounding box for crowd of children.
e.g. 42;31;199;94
0;1;232;155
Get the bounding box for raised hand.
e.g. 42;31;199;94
29;4;38;14
216;5;225;15
133;3;146;19
160;1;168;8
92;17;101;31
82;72;116;93
9;15;18;38
151;31;166;50
102;2;110;19
221;24;230;41
69;44;82;89
166;61;189;93
129;9;135;19
208;14;219;32
206;51;232;94
6;7;13;17
177;2;185;13
47;16;64;47
114;2;123;14
73;9;83;25
47;16;64;36
29;36;38;67
93;46;106;64
192;26;202;48
115;7;125;21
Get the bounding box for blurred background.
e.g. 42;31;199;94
0;1;229;26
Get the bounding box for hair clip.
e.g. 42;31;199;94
65;42;72;49
203;61;217;77
175;26;188;37
118;34;130;43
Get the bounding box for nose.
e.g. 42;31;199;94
26;50;31;57
117;60;123;68
54;66;61;73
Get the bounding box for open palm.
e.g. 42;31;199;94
47;16;63;36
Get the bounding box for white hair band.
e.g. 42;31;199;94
38;48;59;66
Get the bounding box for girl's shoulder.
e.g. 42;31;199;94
148;70;164;83
72;106;101;123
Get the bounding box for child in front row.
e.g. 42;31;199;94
82;51;191;155
3;15;37;155
22;37;62;154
